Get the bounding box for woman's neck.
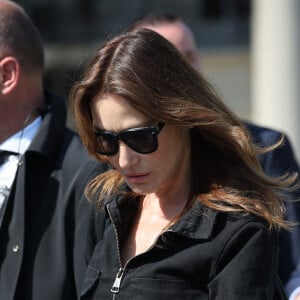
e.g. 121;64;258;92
142;181;191;222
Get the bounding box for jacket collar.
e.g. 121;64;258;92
105;190;218;242
169;200;218;240
26;90;67;167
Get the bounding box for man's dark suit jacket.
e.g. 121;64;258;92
247;122;300;290
0;91;107;300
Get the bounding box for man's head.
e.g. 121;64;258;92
0;0;45;142
0;0;44;74
129;13;200;70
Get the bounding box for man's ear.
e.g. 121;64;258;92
0;56;19;95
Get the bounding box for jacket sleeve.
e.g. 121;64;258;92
208;221;285;299
72;161;109;298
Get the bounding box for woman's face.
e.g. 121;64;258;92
91;93;191;196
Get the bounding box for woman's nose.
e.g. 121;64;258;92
118;142;139;169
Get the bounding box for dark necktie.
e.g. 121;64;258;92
0;150;18;165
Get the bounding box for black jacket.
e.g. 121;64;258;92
80;192;286;300
0;91;106;300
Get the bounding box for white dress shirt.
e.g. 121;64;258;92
0;117;42;209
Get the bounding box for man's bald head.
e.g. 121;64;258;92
129;13;200;70
0;0;44;73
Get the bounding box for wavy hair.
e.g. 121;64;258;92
70;29;297;229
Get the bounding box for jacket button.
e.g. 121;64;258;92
12;245;20;252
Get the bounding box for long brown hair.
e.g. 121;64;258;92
70;29;296;229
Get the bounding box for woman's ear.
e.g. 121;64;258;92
0;56;19;95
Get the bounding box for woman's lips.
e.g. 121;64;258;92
125;173;150;183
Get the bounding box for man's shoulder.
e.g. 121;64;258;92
244;121;300;175
63;127;88;158
243;120;283;146
60;128;104;175
57;127;109;192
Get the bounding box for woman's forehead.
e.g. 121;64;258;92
91;93;151;131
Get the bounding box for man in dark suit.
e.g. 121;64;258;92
246;122;300;292
129;12;300;297
0;1;106;299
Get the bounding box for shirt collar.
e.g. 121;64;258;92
0;116;42;155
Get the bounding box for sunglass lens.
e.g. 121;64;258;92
123;130;157;154
96;133;118;155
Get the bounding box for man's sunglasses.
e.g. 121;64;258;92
94;122;165;156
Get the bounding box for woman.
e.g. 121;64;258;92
70;29;294;299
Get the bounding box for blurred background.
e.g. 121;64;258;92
14;0;300;160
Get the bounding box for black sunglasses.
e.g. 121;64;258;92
94;122;165;156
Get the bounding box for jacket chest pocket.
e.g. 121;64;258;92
127;278;207;300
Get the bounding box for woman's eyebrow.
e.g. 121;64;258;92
92;120;155;132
